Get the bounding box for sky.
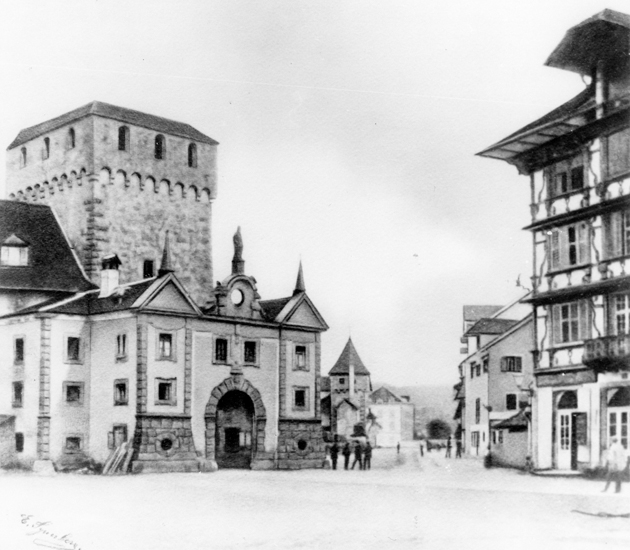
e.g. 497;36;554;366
0;0;627;387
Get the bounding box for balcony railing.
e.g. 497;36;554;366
583;334;630;371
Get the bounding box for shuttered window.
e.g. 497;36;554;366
545;153;586;198
603;209;630;259
548;222;590;271
607;129;630;179
552;300;591;344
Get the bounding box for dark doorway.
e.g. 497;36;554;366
215;391;255;469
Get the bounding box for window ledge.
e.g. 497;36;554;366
547;188;590;202
155;401;177;406
546;263;591;276
114;402;129;407
115;355;129;363
12;403;23;408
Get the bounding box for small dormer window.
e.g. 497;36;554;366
1;235;29;266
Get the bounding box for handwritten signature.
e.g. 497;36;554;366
20;515;82;550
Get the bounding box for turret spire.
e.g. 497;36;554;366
294;260;305;295
158;230;174;276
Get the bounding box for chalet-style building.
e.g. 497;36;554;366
479;10;630;471
0;103;329;472
320;338;372;439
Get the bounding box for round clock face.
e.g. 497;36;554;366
230;288;244;306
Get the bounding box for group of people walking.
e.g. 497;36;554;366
329;441;372;470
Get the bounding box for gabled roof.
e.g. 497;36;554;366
3;272;201;318
335;398;359;410
261;291;328;331
493;410;528;430
463;305;502;322
464;318;520;337
370;386;403;404
8;101;218;150
0;200;94;293
329;338;370;376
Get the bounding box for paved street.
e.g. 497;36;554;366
1;443;629;550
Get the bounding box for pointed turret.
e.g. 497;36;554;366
232;226;245;275
293;260;305;295
158;230;175;276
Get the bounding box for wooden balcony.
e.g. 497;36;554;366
583;334;630;371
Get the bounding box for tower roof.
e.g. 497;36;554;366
8;101;218;150
329;338;370;375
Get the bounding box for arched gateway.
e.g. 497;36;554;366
205;376;266;469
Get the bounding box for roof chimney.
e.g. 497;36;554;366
232;226;244;275
99;254;121;298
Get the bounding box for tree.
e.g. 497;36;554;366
426;419;451;439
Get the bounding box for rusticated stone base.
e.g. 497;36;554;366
276;419;326;470
130;414;198;473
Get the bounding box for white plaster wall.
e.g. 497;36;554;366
535;386;553;469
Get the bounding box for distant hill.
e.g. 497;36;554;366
372;383;456;437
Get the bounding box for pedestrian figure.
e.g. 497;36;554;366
445;437;452;458
419;441;424;457
351;441;363;470
330;442;339;470
396;442;400;454
342;442;351;470
455;439;462;458
364;442;372;470
603;437;629;493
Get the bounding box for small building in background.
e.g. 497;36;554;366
368;387;415;447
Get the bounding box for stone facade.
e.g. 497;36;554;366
277;419;326;470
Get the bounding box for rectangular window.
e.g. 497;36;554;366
476;365;481;377
339;377;345;385
14;337;24;364
500;356;522;373
498;430;504;444
116;334;127;359
243;341;257;364
64;382;84;405
114;379;128;406
143;260;155;279
470;364;475;379
293;387;309;410
552;300;591;344
12;381;23;407
475;398;481;424
65;436;82;453
548;222;590;271
15;433;24;453
66;337;81;362
155;378;176;406
546;154;586;198
295;345;307;369
1;245;29;266
158;333;173;360
606;128;630;179
108;424;128;449
482;357;489;373
604;209;630;259
506;393;517;411
612;294;630;335
214;338;228;363
471;431;479;449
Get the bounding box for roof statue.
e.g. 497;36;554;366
158;230;174;276
232;226;244;275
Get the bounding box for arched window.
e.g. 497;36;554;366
43;137;50;160
1;235;29;266
188;143;197;168
118;126;129;151
557;391;578;409
155;135;165;160
68;128;75;149
20;147;27;168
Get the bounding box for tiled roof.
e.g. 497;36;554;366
370;387;402;403
493;410;528;430
0;201;94;293
259;297;292;321
8;101;218;150
464;318;519;336
329;338;370;375
463;305;502;322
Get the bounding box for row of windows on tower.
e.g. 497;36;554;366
19;127;199;168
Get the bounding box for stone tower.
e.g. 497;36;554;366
5;101;218;304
